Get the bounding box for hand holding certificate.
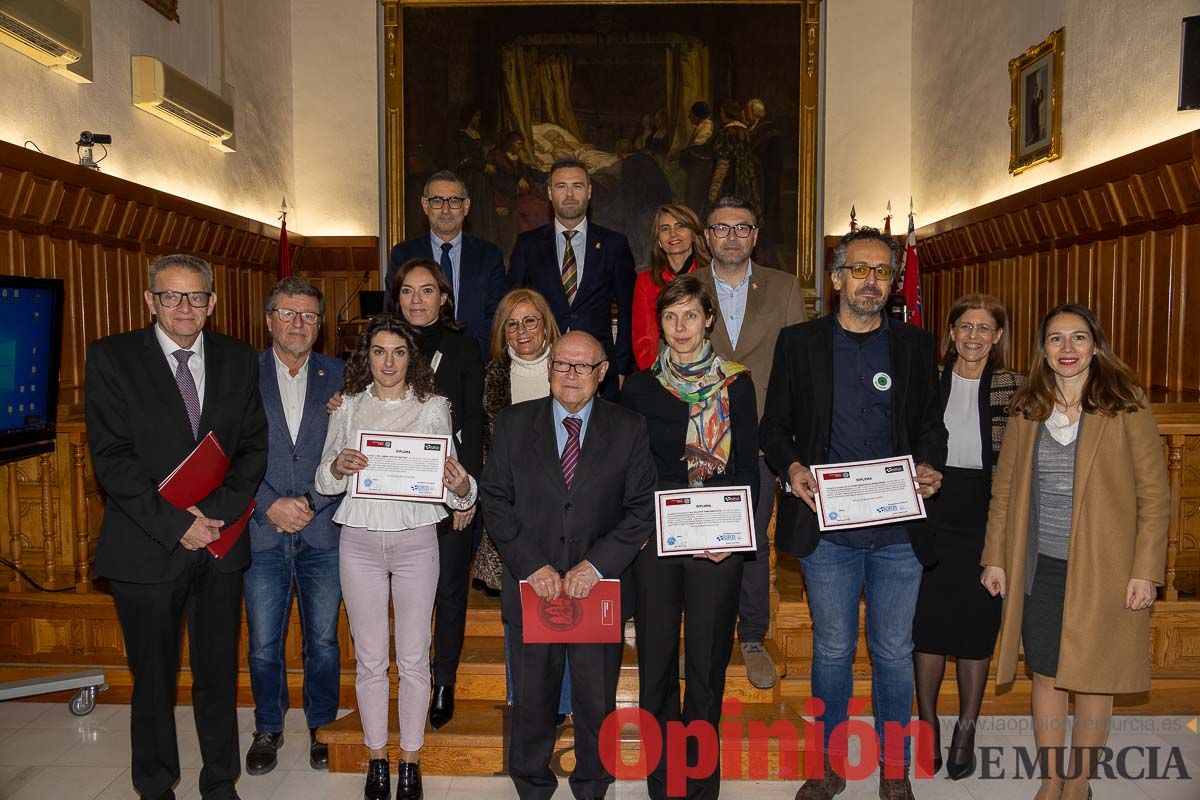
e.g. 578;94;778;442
811;455;927;531
655;486;757;557
346;430;452;502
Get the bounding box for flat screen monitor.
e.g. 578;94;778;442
1182;15;1200;111
0;276;65;466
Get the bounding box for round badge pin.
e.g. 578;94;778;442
872;372;892;391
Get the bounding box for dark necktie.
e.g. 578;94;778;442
440;241;455;301
561;230;578;304
173;349;201;439
560;416;581;489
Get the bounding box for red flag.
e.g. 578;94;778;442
278;213;291;279
901;210;922;327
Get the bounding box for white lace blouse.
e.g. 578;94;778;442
315;387;478;531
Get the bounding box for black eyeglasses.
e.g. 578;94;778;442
425;196;466;210
551;360;604;376
151;290;212;308
707;223;757;239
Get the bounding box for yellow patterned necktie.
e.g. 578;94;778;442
561;229;578;304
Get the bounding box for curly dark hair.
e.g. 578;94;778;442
341;315;439;401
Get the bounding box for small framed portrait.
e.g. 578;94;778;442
1008;28;1064;175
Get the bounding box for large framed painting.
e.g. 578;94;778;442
381;0;822;289
1008;28;1064;175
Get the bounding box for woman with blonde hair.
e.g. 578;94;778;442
981;303;1169;800
631;204;711;369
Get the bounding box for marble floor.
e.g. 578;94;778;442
0;702;1196;799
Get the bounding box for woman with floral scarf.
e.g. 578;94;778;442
620;275;760;800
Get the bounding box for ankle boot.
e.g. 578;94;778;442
795;754;846;799
364;758;390;800
396;760;422;800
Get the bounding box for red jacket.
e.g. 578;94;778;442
631;257;700;370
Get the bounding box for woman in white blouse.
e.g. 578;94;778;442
316;315;476;800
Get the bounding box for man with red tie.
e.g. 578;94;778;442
480;331;657;799
508;158;637;399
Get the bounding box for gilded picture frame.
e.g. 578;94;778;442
1008;28;1064;175
140;0;180;23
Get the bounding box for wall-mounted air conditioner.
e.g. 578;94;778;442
0;0;84;67
131;55;235;150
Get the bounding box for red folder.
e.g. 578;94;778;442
158;432;255;559
520;579;622;643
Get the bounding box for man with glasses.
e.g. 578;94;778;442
694;195;808;692
760;227;946;800
480;331;656;800
84;254;267;800
508;157;636;400
243;277;346;776
386;169;506;359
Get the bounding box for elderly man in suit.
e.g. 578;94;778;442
386;169;507;359
242;277;347;776
480;331;657;800
85;253;267;800
508;158;637;399
693;195;808;691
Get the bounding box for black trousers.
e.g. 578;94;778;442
736;456;777;642
110;555;243;800
634;546;743;800
432;516;474;686
508;623;623;799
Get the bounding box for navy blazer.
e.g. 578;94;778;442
386;233;507;359
249;349;346;551
508;222;636;378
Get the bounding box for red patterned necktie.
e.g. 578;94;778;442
561;230;578;304
172;349;201;439
560;416;581;489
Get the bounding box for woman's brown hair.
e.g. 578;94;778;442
647;204;711;287
1009;303;1144;420
939;293;1010;369
488;288;561;362
656;275;716;341
387;258;464;332
341;315;439;401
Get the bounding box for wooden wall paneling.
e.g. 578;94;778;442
1181;223;1200;393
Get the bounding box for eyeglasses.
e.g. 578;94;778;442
151;290;212;308
551;359;604;376
505;315;543;333
841;263;895;281
707;223;757;239
425;195;465;210
273;308;322;325
955;322;995;336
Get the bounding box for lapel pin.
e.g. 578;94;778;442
594;242;601;250
752;283;759;290
318;369;326;377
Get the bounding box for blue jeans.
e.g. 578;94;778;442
801;538;923;766
503;622;572;716
244;535;342;733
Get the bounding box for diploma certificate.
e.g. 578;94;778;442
655;486;757;556
351;430;449;503
812;455;926;531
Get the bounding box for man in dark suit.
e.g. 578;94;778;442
242;277;346;776
385;169;506;359
759;227;946;799
508;158;636;399
480;331;656;800
85;254;268;800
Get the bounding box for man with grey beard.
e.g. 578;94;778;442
760;227;947;800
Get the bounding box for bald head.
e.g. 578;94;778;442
549;332;608;413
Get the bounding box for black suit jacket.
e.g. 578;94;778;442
479;397;657;624
386;233;507;359
85;326;268;581
759;314;947;562
508;222;636;376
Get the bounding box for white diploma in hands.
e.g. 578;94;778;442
351;430;449;503
655;486;757;556
812;455;927;532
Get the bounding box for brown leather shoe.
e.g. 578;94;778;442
794;756;846;799
877;767;915;800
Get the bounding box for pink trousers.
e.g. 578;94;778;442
339;524;439;751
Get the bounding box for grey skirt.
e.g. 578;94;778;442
1022;553;1067;677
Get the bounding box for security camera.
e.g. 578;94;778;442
77;131;112;146
76;131;112;171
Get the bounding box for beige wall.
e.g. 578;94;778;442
823;0;913;235
912;0;1200;225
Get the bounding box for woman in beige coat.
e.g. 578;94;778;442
980;303;1169;800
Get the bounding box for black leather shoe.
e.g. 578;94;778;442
245;731;283;776
945;721;976;780
365;758;390;800
396;760;422;800
429;685;455;730
309;727;329;770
